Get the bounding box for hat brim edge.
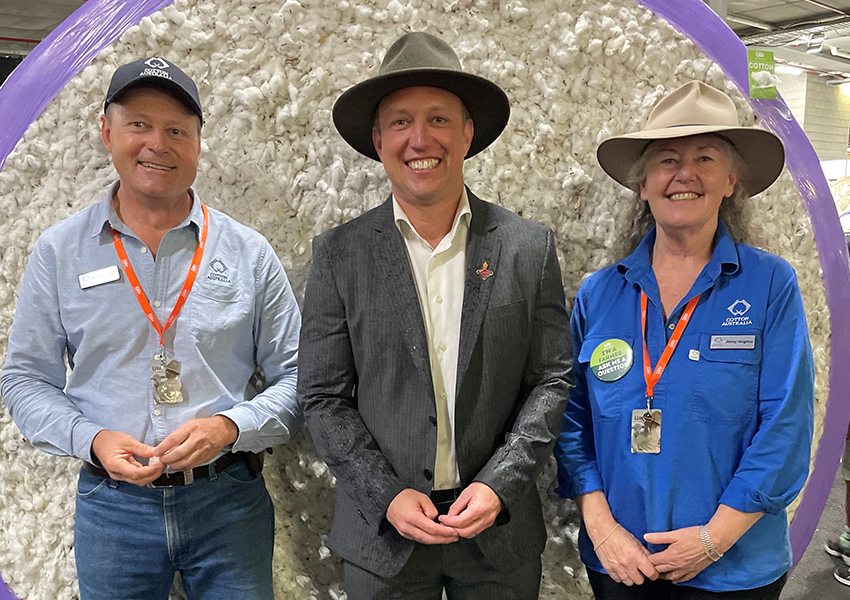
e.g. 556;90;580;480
597;126;786;198
333;68;510;161
105;77;203;123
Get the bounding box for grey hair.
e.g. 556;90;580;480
625;134;749;204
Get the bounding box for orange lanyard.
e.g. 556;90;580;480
640;291;700;402
110;202;209;349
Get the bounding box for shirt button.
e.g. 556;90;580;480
154;300;161;307
668;323;675;330
435;296;443;304
141;247;147;254
424;469;433;481
440;438;448;446
154;409;161;416
429;416;437;426
438;344;446;352
441;392;447;400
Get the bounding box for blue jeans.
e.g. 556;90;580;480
74;460;274;600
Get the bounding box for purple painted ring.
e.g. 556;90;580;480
0;0;846;595
636;0;850;564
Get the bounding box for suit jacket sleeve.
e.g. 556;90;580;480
298;234;407;527
473;228;574;510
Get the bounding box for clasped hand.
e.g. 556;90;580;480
386;482;503;544
593;524;713;586
91;415;239;486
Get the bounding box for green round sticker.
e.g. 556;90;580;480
589;339;634;382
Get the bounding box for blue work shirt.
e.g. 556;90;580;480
1;184;302;465
554;220;814;591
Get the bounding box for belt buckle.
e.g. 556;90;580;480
145;469;194;488
146;480;173;489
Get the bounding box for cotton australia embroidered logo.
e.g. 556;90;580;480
140;57;172;80
722;299;752;326
207;258;231;283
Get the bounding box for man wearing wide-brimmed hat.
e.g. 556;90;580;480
299;32;573;598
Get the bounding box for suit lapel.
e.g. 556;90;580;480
369;197;433;385
456;191;501;395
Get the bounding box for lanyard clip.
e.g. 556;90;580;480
645;396;653;412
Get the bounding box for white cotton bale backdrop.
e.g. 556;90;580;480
0;0;829;598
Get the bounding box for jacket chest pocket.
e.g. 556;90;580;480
579;336;636;421
691;333;761;425
189;284;251;349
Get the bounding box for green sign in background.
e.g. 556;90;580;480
748;48;777;100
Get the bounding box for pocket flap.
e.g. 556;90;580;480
195;284;242;304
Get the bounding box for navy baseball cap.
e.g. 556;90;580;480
104;57;203;123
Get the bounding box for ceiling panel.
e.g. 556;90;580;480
0;0;83;45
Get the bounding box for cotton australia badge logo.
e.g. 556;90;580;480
140;57;173;80
207;258;231;283
722;299;752;326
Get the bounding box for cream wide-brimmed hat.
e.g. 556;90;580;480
333;32;510;162
596;81;785;197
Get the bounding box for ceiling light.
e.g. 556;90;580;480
840;82;850;95
807;35;826;53
726;13;773;31
776;64;804;76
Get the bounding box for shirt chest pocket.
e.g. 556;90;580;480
692;333;761;425
189;284;251;349
579;336;635;421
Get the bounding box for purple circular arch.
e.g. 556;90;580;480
0;0;847;595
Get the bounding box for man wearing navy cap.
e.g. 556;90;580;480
1;57;301;599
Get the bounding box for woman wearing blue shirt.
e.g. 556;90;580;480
555;81;814;599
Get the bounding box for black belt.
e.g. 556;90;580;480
430;488;462;515
82;451;248;488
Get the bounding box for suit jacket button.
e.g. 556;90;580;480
428;416;437;426
424;469;433;481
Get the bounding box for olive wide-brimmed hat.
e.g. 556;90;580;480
596;81;785;197
333;32;510;161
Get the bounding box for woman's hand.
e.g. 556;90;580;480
645;506;764;584
594;524;660;586
644;526;712;583
577;491;659;586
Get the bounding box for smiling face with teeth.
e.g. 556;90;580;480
101;88;201;210
372;86;474;213
639;134;741;238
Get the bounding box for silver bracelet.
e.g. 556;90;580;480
699;525;724;562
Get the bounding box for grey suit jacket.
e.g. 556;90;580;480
299;190;573;578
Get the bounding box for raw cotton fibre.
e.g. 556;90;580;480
830;176;850;217
0;0;829;599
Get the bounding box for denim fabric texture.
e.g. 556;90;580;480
74;460;274;600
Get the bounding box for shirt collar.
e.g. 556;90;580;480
392;187;472;250
91;182;204;239
616;218;740;284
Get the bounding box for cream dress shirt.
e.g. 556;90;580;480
393;189;470;490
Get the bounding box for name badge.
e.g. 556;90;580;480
78;265;120;289
709;335;755;350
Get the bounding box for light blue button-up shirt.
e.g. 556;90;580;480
555;219;814;591
1;184;302;465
